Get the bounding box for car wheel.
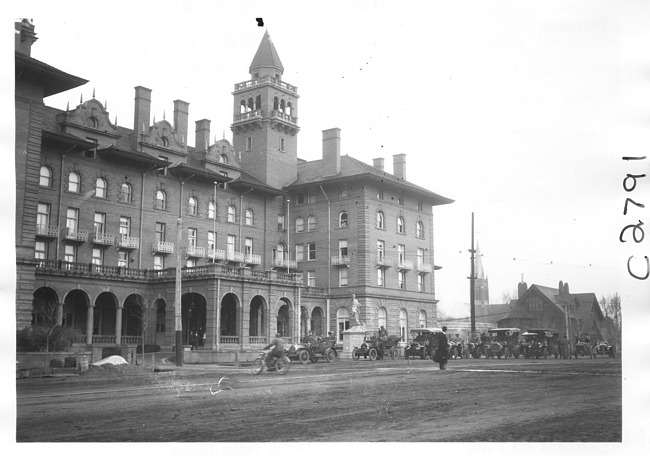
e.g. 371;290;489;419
325;348;336;363
276;356;290;375
251;358;263;375
390;348;398;360
298;350;310;365
352;350;360;360
369;348;378;361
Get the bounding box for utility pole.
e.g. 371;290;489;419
175;216;183;367
469;212;476;338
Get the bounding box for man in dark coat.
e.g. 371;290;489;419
437;326;450;370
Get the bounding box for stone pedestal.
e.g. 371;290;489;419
341;325;367;359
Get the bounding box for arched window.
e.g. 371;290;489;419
188;196;198;216
376;211;384;229
220;154;228;164
399;309;408;342
95;178;107;198
68;172;80;193
286;102;293;116
240;100;246;114
280;99;286;113
339;211;348;228
255;95;262;111
308;216;316;231
397;216;405;234
155;190;167;210
296;217;304;233
208;201;215;219
337;307;350;342
39;166;52;187
416;221;424;239
227;205;236;223
245;209;253;226
247;97;254;112
119;182;132;203
273;96;279;112
419;310;426;328
378;307;387;331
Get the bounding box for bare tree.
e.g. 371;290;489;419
125;295;150;368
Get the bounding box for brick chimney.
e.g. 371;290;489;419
518;280;528;298
322;128;341;176
15;19;37;57
373;158;384;171
173;100;189;146
195;119;211;153
563;282;569;295
393;153;406;180
134;86;152;137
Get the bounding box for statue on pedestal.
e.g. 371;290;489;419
350;294;363;327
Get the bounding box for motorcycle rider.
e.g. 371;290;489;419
263;333;286;369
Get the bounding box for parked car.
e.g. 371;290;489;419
574;341;594;358
484;328;520;359
467;340;483;359
527;328;560;359
404;328;444;360
353;331;401;361
520;332;547;358
299;335;337;363
594;341;610;357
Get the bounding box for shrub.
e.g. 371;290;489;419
16;325;81;352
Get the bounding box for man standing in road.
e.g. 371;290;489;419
436;326;450;370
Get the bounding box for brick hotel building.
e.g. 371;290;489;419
15;19;453;355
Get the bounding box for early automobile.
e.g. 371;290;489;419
404;327;444;360
574;340;594;358
353;330;401;360
529;328;560;359
594;341;610;357
299;335;337;364
484;327;520;359
521;329;560;359
520;332;546;358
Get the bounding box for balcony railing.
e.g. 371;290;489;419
398;259;414;271
207;248;226;261
152;241;174;254
250;336;267;345
244;253;261;265
271;110;298;125
91;232;115;246
376;257;394;269
331;256;350;267
233;75;298;94
416;262;433;273
272;258;297;269
186;245;206;258
233;110;262;123
226;251;245;263
220;336;239;345
36;225;59;238
62;227;88;243
121;336;143;345
117;235;139;250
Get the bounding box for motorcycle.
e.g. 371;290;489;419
251;350;291;375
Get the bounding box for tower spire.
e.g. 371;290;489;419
249;30;284;77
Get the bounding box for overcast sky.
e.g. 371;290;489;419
7;0;649;319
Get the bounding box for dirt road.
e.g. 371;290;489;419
16;356;621;442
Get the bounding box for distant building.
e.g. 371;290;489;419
15;20;453;355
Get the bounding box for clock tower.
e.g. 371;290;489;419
231;31;299;189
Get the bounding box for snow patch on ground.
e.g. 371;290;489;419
91;355;129;366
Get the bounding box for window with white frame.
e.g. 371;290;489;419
376;211;384;229
277;214;285;231
417;201;423;211
339;211;348;228
295;217;304;233
227;235;236;256
419;310;426;328
39;166;52;188
377;268;385;287
246;137;252;151
64;245;76;263
188;196;198;216
68;172;80;193
37;203;50;229
296;244;304;262
418;274;425;292
35;241;47;261
94;212;106;235
66;208;79;232
417;247;424;269
95;178;107;198
398;244;405;265
398;270;405;289
153;254;164;270
307;215;316;231
339;268;348;287
296;191;304;204
208;201;216;219
308;242;316;260
245;238;253;256
245;209;253;226
397;216;405;234
91;248;103;266
120;216;131;236
416;221;424;239
208;231;216;252
227;205;236;223
119;182;132;203
307;270;316;287
339;239;348;258
377;240;385;262
118;251;129;268
188;228;197;247
155;222;166;243
155;190;167;210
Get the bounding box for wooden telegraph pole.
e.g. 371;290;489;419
469;212;476;339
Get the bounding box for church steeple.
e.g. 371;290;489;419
249;30;284;78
